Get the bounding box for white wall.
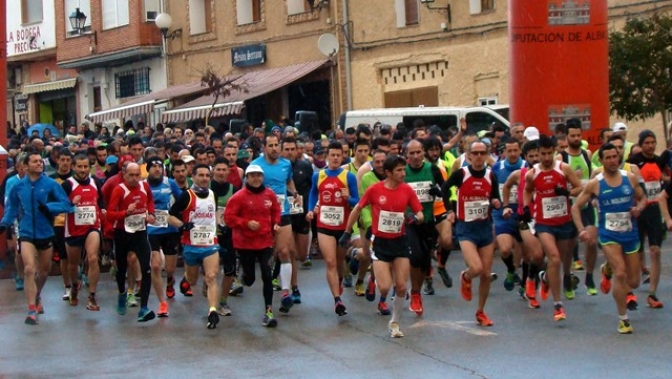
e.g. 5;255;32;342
5;0;56;57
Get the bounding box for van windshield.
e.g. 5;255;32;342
402;115;458;131
465;112;508;134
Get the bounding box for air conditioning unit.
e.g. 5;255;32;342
146;11;157;21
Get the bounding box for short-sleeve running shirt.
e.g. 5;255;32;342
358;181;422;239
251;156;294;216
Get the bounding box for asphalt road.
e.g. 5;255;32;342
1;245;671;379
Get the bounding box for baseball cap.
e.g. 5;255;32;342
237;149;250;159
524;126;540;141
271;126;282;133
314;145;325;155
612;122;628;132
106;155;119;165
245;164;264;176
118;154;135;169
182;155;195;164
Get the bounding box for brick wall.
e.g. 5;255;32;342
56;0;162;64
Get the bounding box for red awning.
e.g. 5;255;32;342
161;60;329;123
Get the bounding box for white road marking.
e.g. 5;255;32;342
409;320;498;336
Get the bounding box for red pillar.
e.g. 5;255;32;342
0;0;8;260
509;0;609;150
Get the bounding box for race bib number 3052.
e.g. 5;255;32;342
319;206;344;226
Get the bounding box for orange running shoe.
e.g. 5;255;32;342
647;295;664;309
626;293;638;311
460;270;472;301
600;263;612;294
409;293;424;316
476;310;493;326
158;301;169;318
539;271;549;301
525;278;536;300
553;304;566;321
528;297;541;309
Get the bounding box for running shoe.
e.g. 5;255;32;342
626;293;638;311
564;288;575;300
377;301;391;316
422;277;435;296
365;276;376;302
389;321;404;338
166;277;176;299
539;271;550;301
262;309;278;327
437;267;453;288
618;319;633;334
62;287;71;301
217;303;232;317
14;273;24;291
647;294;664;309
335;300;347;316
354;282;365;297
642;268;651;284
572;259;584;271
272;278;282;291
229;278;244;296
279;291;294;313
525;278;536;300
207;310;219;329
344;273;353;288
25;310;38;325
292;289;302;304
504;272;515;292
180;277;193;297
600;262;612;294
409;293;424;316
117;293;127;315
460;270;472;301
137;308;156;322
36;297;44;314
349;249;360;275
127;293;138;307
301;257;312;269
553;304;566;321
585;273;597;296
86;295;100;311
528;297;541;309
69;285;79;306
157;301;169;317
476;310;493;326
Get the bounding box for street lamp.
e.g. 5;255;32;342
155;13;182;40
69;8;87;33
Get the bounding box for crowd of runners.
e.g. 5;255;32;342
0;118;668;337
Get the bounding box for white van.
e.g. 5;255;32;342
338;106;510;134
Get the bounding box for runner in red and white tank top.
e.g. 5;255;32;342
61;155;106;311
531;160;571;226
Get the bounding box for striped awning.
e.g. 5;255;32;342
22;78;77;95
161;102;245;124
85;100;155;124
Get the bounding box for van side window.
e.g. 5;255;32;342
402;115;458;131
465;112;506;134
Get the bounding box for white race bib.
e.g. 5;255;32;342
190;225;216;245
288;196;304;215
542;196;568;219
605;212;632;232
74;206;96;226
644;181;661;198
276;195;286;210
465;200;489;222
408;181;433;202
378;210;404;234
124;213;147;233
216;206;226;226
499;184;517;205
319;206;344;226
152;210;169;228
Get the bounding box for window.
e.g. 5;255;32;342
287;0;310;15
65;0;91;35
93;86;102;112
115;68;151;99
22;0;43;24
470;0;494;14
478;97;498;106
144;0;160;21
395;0;418;27
189;0;213;35
237;0;261;25
102;0;130;29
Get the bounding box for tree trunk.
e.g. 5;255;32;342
205;94;220;128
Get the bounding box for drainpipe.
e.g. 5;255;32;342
342;0;352;110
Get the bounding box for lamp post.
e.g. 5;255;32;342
68;8;87;34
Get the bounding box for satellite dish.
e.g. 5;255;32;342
318;33;339;57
